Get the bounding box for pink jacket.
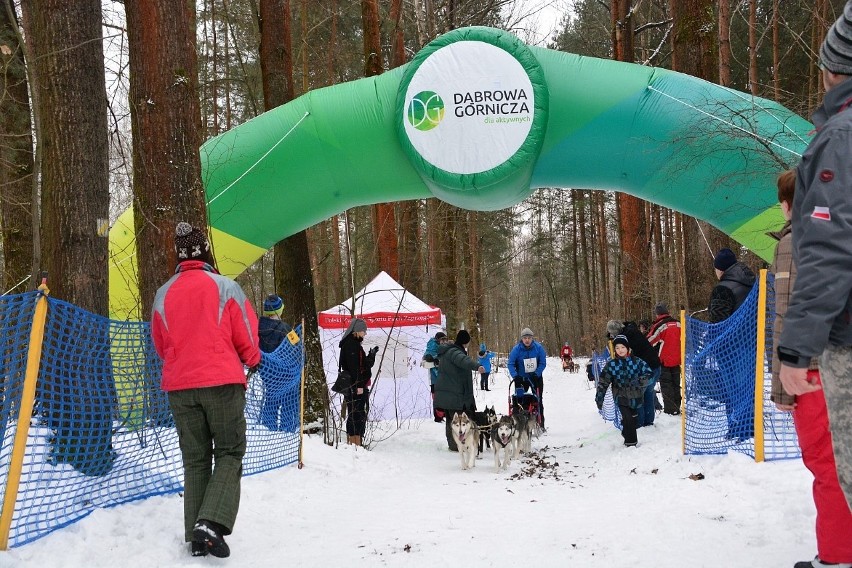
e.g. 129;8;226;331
151;260;261;392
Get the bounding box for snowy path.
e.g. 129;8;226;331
2;358;816;568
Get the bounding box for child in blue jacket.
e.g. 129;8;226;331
596;335;651;447
478;343;495;391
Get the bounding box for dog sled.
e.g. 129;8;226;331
561;356;579;373
508;377;542;426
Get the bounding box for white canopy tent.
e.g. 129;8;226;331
318;271;444;423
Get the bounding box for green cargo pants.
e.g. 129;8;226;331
168;384;246;542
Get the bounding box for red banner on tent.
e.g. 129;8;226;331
318;309;442;329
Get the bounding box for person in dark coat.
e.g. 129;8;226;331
706;248;757;441
434;330;484;451
607;319;661;426
338;318;378;447
708;248;756;323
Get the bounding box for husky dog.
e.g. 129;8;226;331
451;412;479;470
512;407;533;457
473;406;498;455
491;415;514;470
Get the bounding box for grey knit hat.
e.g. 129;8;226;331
606;320;623;337
520;327;534;338
821;2;852;75
342;317;367;337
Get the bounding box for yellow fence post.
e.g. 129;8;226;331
753;269;768;463
298;318;306;470
680;309;687;455
0;280;50;550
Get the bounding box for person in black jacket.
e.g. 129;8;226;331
707;248;757;441
708;248;756;323
338;318;377;446
607;319;661;427
434;330;484;451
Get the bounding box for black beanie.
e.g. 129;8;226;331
713;248;736;271
612;334;630;350
455;330;471;346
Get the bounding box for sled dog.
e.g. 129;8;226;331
512;407;533;457
473;406;498;455
451;412;479;470
491;415;514;470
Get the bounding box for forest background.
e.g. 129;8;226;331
0;0;844;422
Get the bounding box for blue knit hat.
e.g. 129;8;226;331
263;294;284;316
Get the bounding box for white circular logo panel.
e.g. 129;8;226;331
402;41;535;175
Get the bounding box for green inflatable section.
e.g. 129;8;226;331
108;26;812;319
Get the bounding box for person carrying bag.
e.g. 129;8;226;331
337;318;377;446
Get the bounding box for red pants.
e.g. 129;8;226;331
794;371;852;564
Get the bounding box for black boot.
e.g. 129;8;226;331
190;541;208;557
793;557;852;568
193;519;230;558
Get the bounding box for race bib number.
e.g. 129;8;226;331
523;358;537;373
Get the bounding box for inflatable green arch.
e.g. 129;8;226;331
109;26;812;319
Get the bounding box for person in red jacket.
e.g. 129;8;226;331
560;342;574;371
151;222;261;559
646;303;682;415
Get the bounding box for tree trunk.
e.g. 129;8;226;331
360;0;399;279
23;0;114;477
810;0;829;112
611;0;647;319
467;211;482;341
0;0;34;293
126;0;206;318
772;0;779;101
670;0;722;314
26;0;109;314
259;0;325;422
748;0;757;95
718;0;731;86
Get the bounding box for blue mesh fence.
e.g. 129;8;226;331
750;274;799;461
684;273;800;460
591;351;624;430
591;276;800;462
0;292;302;548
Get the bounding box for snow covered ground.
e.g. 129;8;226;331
1;357;818;568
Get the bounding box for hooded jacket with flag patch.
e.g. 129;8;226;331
779;77;852;363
